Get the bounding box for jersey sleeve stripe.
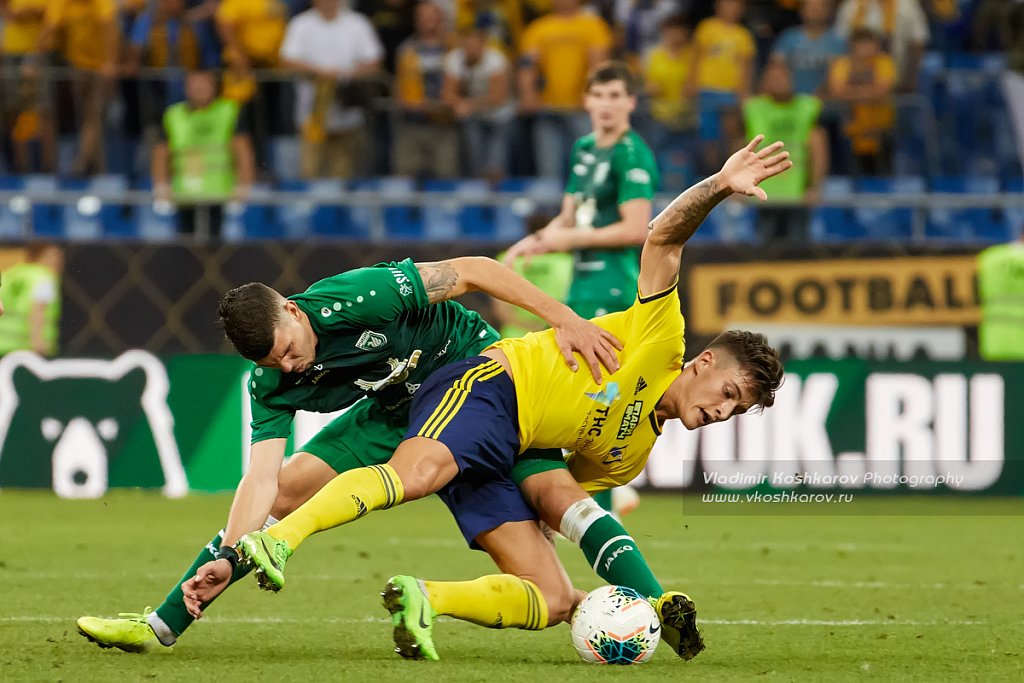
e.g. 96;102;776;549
648;411;663;436
637;278;679;304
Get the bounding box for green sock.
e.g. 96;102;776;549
592;489;613;512
154;532;253;638
578;512;663;599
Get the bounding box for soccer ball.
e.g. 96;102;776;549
570;585;661;664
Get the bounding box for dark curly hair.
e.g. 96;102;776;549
217;282;283;361
706;330;784;410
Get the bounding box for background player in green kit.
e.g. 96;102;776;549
505;60;658;512
76;256;620;652
506;61;659;321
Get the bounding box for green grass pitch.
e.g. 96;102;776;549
1;491;1022;681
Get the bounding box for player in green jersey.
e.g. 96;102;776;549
76;256;620;652
506;60;659;512
505;61;659;320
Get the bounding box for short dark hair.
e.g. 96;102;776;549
707;330;784;410
586;61;638;95
217;283;283;361
850;27;882;45
660;13;692;33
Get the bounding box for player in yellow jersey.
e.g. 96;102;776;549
190;136;789;662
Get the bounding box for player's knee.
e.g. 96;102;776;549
388;438;459;501
271;478;317;517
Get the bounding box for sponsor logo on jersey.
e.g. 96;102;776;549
602;445;627;465
399;283;413;297
588;405;611;437
355;330;388;351
433;338;452;360
617;400;645;440
354;350;422;392
585;381;620;408
634;376;648;395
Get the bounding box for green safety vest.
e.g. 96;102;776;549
0;262;60;355
497;250;574;339
977;243;1024;360
743;94;821;200
163;98;240;199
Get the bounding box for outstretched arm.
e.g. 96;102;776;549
639;135;792;296
416;257;623;382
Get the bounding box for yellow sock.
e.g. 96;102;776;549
423;574;549;630
267;464;403;550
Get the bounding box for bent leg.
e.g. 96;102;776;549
151;450;337;641
519;466;664;599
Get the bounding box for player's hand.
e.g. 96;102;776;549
717;135;793;201
503;234;543;265
182;559;233;618
535;226;578;253
552;313;623;383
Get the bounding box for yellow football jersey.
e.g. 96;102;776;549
491;282;684;493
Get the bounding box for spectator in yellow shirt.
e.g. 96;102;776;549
827;27;896;175
518;0;612;178
26;0;121;176
216;0;289;167
642;13;697;188
1;0;55;172
687;0;755;155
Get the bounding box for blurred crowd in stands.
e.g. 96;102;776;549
0;0;1021;190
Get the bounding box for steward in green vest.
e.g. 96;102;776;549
152;70;255;237
743;60;826;241
977;240;1024;360
0;243;63;356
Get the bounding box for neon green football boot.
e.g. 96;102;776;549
381;575;439;661
76;607;159;653
652;591;705;661
237;531;293;592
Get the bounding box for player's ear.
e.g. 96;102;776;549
694;349;714;373
283;300;301;321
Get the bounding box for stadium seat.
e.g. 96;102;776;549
851;176;926;241
0;176;28;238
223;184;280;241
349;177;420;239
276;179;361;239
59;175;130;239
494;177;562;241
811;176;855;241
23;175;61;238
926;176;1008;242
690;199;755;243
422;179;493;240
132;178;176;241
1003;177;1024;240
270;136;302;182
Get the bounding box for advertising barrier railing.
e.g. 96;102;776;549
0;351;1018;499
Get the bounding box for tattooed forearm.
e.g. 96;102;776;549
648;177;730;246
417;261;460;304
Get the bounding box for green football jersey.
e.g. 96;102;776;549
564;129;659;314
248;259;498;443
